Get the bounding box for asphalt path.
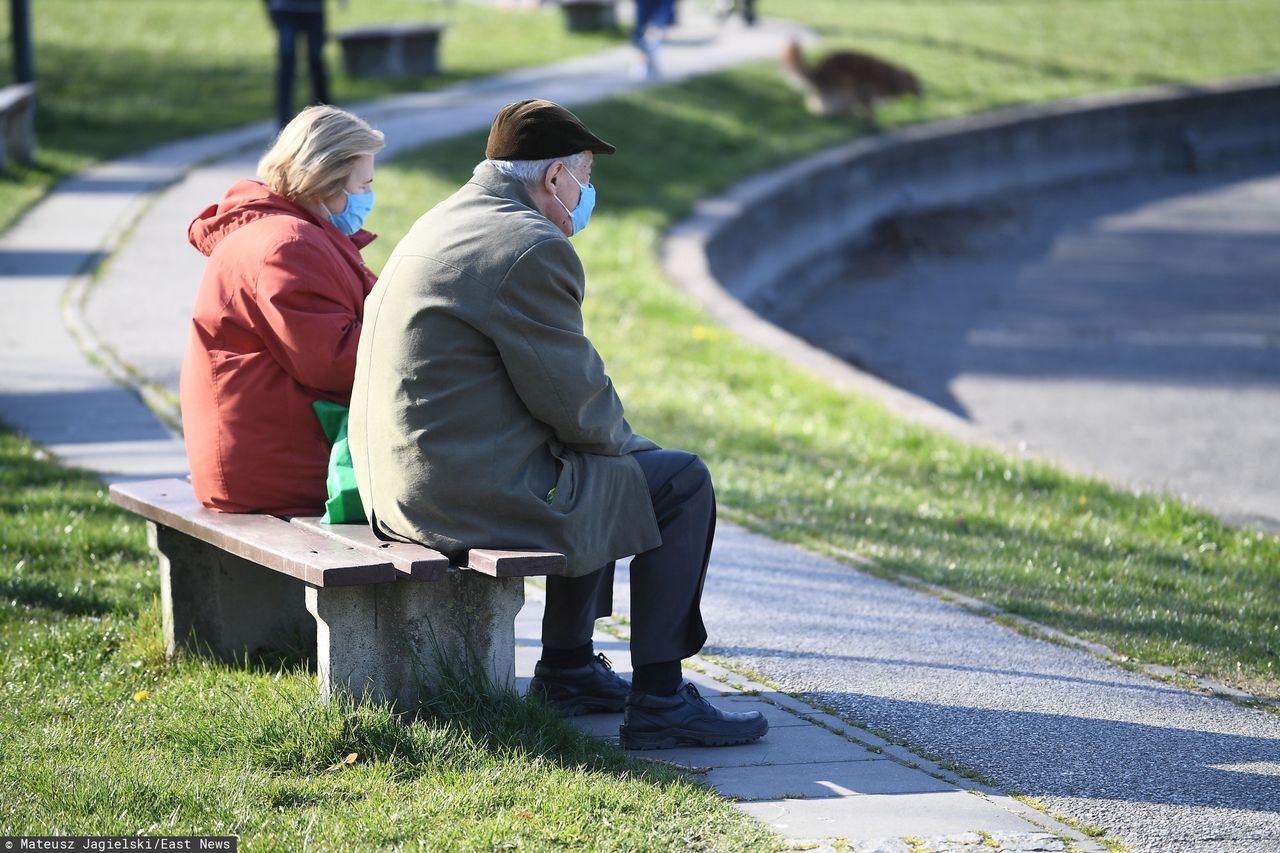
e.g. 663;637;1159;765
768;161;1280;531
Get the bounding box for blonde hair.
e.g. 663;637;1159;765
258;106;385;203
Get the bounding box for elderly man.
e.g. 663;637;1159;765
349;99;766;750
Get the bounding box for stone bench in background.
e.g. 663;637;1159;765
560;0;617;32
0;83;36;169
335;22;447;79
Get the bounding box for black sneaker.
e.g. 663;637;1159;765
527;652;630;716
619;682;769;750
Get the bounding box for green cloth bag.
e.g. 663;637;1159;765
312;400;367;524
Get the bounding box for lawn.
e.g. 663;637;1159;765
0;0;625;233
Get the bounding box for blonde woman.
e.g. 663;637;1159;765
181;105;384;514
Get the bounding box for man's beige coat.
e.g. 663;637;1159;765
348;163;661;576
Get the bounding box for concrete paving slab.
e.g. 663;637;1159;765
740;791;1041;842
564;713;623;741
514;566;1091;849
706;757;954;801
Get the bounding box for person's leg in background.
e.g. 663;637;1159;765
300;9;331;108
631;0;663;78
632;0;661;46
270;10;300;128
655;0;678;30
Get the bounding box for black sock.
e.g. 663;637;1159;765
631;661;682;696
539;641;593;669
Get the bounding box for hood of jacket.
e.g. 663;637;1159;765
188;178;375;257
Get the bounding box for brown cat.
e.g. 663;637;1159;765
782;40;923;120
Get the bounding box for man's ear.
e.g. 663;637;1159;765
544;160;565;194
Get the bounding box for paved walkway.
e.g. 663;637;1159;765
1;7;1275;851
774;162;1280;532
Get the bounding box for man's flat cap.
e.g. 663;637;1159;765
485;99;616;161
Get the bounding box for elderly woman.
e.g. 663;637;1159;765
181;105;384;515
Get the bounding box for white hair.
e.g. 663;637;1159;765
481;151;590;188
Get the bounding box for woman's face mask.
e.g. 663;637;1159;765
327;189;375;235
554;168;596;236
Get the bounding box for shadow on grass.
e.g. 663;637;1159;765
0;574;118;618
0;156;74;188
209;651;678;787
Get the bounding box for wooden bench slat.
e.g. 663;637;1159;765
291;517;450;581
109;479;396;588
466;549;568;578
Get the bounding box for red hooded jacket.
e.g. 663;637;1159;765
180;179;377;515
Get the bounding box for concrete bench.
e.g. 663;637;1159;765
0;83;35;169
334;22;446;78
109;478;567;712
560;0;617;32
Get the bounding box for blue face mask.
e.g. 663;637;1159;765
327;189;374;235
554;169;596;236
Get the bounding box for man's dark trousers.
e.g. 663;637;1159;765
541;448;713;666
270;9;330;128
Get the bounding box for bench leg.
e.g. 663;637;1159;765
305;571;524;711
150;523;314;662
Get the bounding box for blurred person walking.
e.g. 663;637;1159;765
632;0;677;78
181;106;384;515
265;0;333;128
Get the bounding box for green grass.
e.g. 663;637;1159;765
0;0;625;233
0;429;774;848
360;0;1280;700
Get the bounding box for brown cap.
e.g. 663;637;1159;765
485;99;616;161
